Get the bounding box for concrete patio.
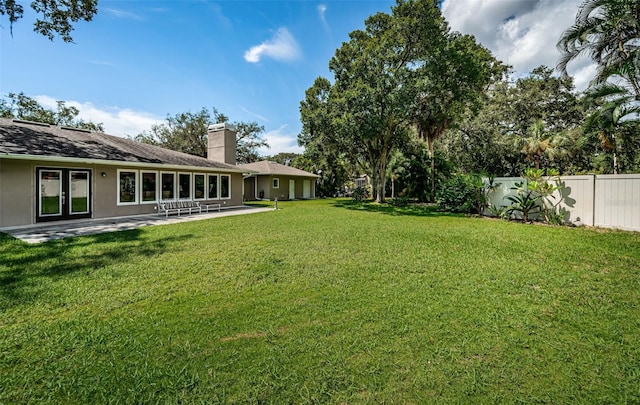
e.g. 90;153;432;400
1;205;274;244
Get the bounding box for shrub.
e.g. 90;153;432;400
436;174;488;214
506;188;541;222
488;204;509;219
390;196;410;207
506;168;569;224
351;186;370;202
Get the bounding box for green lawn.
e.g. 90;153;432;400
1;199;639;403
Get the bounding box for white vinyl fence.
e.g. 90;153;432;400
488;174;640;232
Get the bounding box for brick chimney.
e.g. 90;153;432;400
207;123;237;164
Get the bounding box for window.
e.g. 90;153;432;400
141;171;158;203
273;178;280;189
194;174;206;200
39;170;62;215
220;174;230;199
208;174;219;199
178;173;191;199
118;170;137;205
70;171;90;213
161;172;175;200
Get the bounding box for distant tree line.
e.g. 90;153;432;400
133;107;269;165
0;92;104;131
0;93;269;165
5;0;639;201
294;0;640;202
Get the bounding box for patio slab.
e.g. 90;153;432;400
2;206;274;244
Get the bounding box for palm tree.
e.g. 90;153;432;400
557;0;640;97
581;83;640;173
518;120;549;169
517;120;572;170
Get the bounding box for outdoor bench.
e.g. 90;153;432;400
157;200;202;217
201;203;221;213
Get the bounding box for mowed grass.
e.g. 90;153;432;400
1;199;639;403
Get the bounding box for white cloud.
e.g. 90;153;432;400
259;124;304;155
441;0;594;90
206;3;232;29
318;4;329;30
34;95;162;137
104;7;144;20
572;63;598;90
89;60;116;67
244;28;301;63
240;106;269;122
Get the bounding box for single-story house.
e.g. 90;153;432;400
0;118;253;228
238;160;319;200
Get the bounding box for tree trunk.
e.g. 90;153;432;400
391;177;395;199
428;136;435;202
375;159;387;203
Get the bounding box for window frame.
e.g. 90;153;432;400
273;177;280;189
207;174;219;200
160;171;176;201
193;173;206;201
69;170;90;214
39;169;63;216
220;174;231;199
117;169;138;206
178;172;192;200
140;171;159;204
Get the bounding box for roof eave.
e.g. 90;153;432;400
0;153;252;173
251;171;320;178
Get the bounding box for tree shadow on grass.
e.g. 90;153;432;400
244;201;273;208
0;229;194;309
331;199;464;218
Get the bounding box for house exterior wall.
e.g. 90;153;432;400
0;160;33;227
0;158;245;228
243;177;256;201
250;174;315;200
256;176;272;200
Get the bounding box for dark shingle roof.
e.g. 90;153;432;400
0;118;245;172
238;160;319;177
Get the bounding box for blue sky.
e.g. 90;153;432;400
1;0;590;155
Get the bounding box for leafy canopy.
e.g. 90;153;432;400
0;0;97;42
0;92;104;131
134;107;268;164
299;0;501;202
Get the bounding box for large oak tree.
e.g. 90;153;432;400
299;0;502;202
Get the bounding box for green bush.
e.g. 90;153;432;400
351;186;370;202
488;204;509;219
436;174;485;213
389;196;410;207
506;168;568;224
